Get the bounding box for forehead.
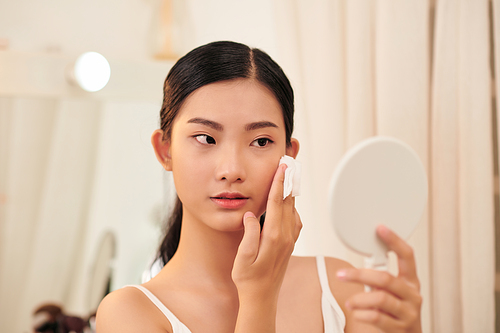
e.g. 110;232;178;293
174;78;285;127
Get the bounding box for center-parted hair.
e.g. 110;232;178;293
157;41;295;264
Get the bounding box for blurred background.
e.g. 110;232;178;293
0;0;498;332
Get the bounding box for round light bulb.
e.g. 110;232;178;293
73;52;111;92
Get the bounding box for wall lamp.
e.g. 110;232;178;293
67;52;111;92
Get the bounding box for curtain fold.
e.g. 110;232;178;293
1;96;164;332
430;0;462;331
295;0;348;259
0;98;58;333
456;0;495;331
343;0;377;269
0;99;101;332
493;0;500;328
273;0;496;331
273;0;350;258
18;100;100;331
375;2;431;331
272;0;316;256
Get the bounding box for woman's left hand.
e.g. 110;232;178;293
337;225;423;333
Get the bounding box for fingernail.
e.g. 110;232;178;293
336;269;347;279
244;211;256;219
345;301;352;310
377;224;389;237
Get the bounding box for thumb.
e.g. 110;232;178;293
234;212;261;267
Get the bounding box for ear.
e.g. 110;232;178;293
286;138;300;159
151;129;173;171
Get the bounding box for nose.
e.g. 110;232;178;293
215;146;246;183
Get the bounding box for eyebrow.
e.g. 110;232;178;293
187;117;223;131
187;117;279;132
245;121;279;131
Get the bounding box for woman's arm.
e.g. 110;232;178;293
231;164;302;333
337;225;423;333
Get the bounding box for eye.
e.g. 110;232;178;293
251;138;273;147
195;134;216;145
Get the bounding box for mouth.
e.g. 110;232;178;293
210;192;249;209
211;192;249;200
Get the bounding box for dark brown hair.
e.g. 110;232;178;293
157;41;295;264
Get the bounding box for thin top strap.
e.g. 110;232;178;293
125;285;192;333
315;256;346;330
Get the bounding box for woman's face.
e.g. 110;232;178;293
154;78;298;232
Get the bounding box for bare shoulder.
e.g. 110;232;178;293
287;256;363;295
96;286;172;333
323;257;364;312
285;256;362;311
287;255;319;275
287;256;373;332
282;256;321;295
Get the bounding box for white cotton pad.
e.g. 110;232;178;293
279;155;302;199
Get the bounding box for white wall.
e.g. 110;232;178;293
184;0;279;56
0;0;280;60
0;0;155;60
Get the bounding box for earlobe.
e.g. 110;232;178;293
286;138;300;159
151;129;173;171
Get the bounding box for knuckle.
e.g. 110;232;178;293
401;244;415;259
379;273;392;288
410;310;418;323
294;226;302;240
369;311;383;324
296;218;303;230
414;279;421;292
406;307;419;324
238;246;255;258
415;293;423;308
375;292;389;306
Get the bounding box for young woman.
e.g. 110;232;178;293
96;41;422;333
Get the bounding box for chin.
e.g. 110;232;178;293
206;210;249;232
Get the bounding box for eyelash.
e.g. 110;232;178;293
251;138;274;147
193;135;274;147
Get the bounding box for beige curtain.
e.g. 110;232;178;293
0;99;101;332
273;0;496;332
0;98;164;332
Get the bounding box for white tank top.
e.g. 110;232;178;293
128;255;346;332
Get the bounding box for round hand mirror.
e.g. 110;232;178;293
328;136;428;267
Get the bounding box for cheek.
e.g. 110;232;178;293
252;159;281;212
171;147;213;198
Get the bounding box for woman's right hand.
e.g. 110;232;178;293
231;163;302;332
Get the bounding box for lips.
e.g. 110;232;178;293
210;192;249;209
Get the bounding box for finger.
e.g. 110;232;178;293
350;309;403;331
234;212;261;267
347;290;407;320
377;225;419;288
281;194;295;236
337;269;420;302
263;164;287;233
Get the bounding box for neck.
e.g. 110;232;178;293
166;209;245;290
